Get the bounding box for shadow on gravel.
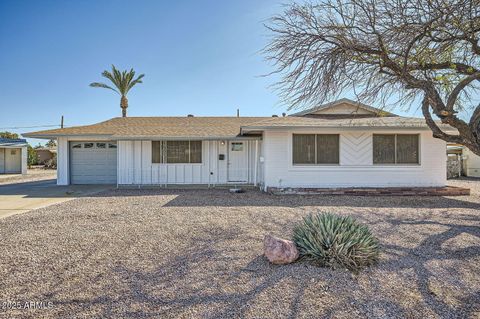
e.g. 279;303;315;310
54;219;479;318
93;188;480;210
379;217;480;318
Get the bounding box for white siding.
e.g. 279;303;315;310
464;148;480;177
117;140;262;185
0;149;4;173
57;137;69;185
263;130;446;188
313;102;373;115
21;146;27;174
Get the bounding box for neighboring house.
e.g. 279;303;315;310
0;138;28;174
24;99;451;189
463;148;480;177
447;144;480;177
35;146;57;164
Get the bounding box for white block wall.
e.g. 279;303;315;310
262;130;447;188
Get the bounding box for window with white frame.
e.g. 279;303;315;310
292;134;340;165
372;134;419;164
152;141;202;164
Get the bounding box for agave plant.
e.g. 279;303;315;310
90;65;144;117
292;212;379;271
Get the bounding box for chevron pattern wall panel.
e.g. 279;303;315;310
340;133;373;166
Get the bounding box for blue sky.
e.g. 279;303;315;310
0;0;423;145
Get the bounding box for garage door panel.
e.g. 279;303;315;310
70;142;117;184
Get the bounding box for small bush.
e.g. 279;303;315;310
44;155;57;169
292;213;379;271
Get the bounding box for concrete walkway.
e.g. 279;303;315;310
0;179;112;219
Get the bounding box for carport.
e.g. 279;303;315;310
0;138;28;175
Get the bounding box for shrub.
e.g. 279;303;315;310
292;213;379;271
44;154;57;169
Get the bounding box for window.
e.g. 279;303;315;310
84;143;94;149
72;143;82;149
167;141;190;163
152;141;202;164
96;143;106;149
108;143;117;149
292;134;339;165
152;141;163;163
231;142;243;151
373;134;419;164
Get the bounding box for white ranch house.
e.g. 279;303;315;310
24;99;451;190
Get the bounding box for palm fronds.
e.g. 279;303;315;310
89;65;144;117
90;65;144;95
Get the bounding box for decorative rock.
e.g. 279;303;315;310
263;234;299;264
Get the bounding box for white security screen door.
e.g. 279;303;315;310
228;141;248;182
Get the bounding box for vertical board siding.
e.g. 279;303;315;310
57;137;69;185
263;130;446;188
117;139;262;185
21;146;28;174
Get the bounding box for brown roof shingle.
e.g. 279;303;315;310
23;117;270;139
24;115;456;139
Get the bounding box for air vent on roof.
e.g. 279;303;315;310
187;114;194;117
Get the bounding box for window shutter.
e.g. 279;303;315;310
293;134;316;164
190;141;202;163
396;135;419;164
373;135;395;164
316;134;339;164
152;141;162;163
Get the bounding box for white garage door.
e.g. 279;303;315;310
70;142;117;184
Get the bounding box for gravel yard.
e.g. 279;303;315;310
0;179;479;318
0;168;56;185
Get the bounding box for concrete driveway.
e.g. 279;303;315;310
0;179;113;219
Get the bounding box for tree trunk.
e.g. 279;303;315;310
120;95;128;117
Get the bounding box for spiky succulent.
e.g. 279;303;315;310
292;213;379;271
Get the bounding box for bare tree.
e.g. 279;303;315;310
264;0;480;155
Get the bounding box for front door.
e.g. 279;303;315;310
228;141;248;182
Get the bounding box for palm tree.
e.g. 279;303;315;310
90;65;144;117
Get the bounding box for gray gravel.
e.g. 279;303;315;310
0;168;56;185
0;179;479;318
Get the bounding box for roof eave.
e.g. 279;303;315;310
113;135;262;140
241;125;454;131
22;133;115;139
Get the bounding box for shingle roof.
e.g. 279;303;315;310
24;114;456;139
23;117;271;139
241;116;455;131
